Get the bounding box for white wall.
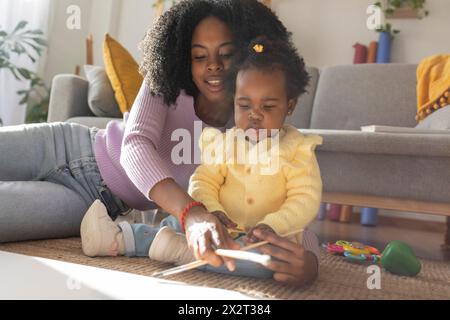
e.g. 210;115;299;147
44;0;450;79
274;0;450;68
43;0;156;83
88;0;123;68
43;0;92;84
116;0;156;62
105;0;450;67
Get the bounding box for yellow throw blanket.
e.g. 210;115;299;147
416;54;450;122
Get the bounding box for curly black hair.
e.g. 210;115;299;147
139;0;292;106
226;37;310;101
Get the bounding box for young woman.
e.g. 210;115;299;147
0;0;317;286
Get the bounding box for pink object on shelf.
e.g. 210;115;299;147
328;204;341;221
353;43;368;64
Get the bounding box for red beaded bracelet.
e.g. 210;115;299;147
180;201;206;232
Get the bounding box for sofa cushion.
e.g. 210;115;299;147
103;34;143;114
48;75;93;123
310;64;418;130
415;105;450;130
285;67;319;129
84;65;122;118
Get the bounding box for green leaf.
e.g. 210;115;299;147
17;68;31;80
2;50;10;59
9;68;21;81
390;0;402;8
22;41;43;57
26;30;44;35
13;43;26;55
27;54;36;63
31;37;47;47
18;93;29;105
12;21;28;34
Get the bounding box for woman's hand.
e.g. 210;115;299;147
252;228;319;287
184;207;240;271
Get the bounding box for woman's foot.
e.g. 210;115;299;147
80;200;125;257
148;226;195;265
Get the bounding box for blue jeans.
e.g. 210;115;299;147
0;122;129;243
122;216;274;279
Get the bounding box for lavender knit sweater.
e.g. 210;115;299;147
94;83;204;210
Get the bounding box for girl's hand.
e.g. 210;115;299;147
252;228;319;287
184;207;240;271
244;224;275;244
210;211;238;229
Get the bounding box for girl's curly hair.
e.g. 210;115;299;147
226;37;310;101
139;0;292;106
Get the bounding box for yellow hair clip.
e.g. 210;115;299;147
253;44;264;53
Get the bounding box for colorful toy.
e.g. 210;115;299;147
325;240;422;277
325;240;381;263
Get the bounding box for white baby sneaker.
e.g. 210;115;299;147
80;199;125;257
148;226;195;265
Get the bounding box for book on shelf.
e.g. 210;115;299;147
360;125;450;134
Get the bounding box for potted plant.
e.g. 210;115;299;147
384;0;429;18
0;20;49;123
372;1;429;63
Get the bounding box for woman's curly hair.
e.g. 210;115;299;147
226;37;310;101
139;0;292;106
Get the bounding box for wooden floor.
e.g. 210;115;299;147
309;216;450;261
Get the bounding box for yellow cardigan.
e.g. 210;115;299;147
188;125;323;241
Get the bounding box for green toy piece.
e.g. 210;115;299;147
381;240;421;277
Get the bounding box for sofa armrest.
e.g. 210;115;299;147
47;74;94;122
300;128;450;157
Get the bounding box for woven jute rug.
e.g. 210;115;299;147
0;237;449;300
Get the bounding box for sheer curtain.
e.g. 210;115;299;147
0;0;50;126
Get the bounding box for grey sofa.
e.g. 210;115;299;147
48;74;119;128
300;65;449;245
48;64;450;245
